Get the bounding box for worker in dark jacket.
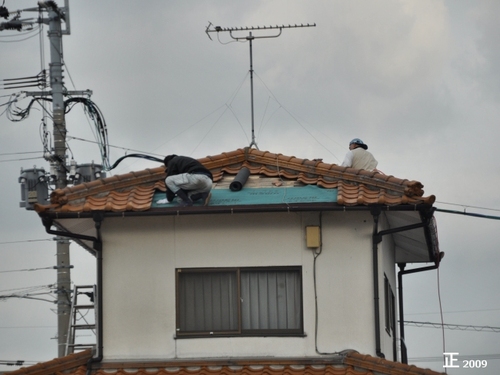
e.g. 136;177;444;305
163;155;213;206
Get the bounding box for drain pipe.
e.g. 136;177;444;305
87;212;104;374
39;213;104;373
397;259;442;364
371;208;384;358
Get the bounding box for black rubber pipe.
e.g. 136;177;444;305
230;167;250;191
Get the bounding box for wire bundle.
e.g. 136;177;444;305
64;97;110;169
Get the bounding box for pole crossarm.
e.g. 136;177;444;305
0;0;70;34
24;90;93;98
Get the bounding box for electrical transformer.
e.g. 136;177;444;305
19;167;49;210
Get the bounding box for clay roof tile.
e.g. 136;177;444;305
34;148;435;214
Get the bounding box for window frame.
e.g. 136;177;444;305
175;266;304;338
384;274;395;336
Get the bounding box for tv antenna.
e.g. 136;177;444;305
206;22;316;149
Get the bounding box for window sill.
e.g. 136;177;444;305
175;333;307;339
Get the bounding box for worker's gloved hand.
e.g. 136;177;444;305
156;198;170;205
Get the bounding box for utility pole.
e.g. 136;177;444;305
44;2;71;358
206;23;316;149
4;0;107;358
2;1;72;357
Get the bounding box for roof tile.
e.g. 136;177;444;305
34;148;435;214
344;352;445;375
7;351;445;375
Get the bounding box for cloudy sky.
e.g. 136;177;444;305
1;1;499;373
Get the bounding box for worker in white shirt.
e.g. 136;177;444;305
341;138;378;171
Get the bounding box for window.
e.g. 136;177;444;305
384;275;395;336
176;266;303;337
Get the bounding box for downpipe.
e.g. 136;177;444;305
40;213;104;372
87;213;104;374
397;261;442;364
371;208;384;358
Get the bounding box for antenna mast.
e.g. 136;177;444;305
206;23;316;149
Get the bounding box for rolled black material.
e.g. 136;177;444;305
230;167;250;191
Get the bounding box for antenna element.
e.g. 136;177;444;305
206;22;316;149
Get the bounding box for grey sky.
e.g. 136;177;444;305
1;1;499;373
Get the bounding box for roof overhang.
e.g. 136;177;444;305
40;201;440;265
33;149;441;265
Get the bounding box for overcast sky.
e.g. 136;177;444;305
1;1;499;374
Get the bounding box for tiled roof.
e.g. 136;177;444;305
7;350;445;375
343;352;445;375
6;349;92;375
34;148;435;214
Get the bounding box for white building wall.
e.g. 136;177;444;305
100;210;388;361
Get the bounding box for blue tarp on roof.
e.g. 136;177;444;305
152;185;337;208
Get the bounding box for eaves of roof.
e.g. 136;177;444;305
34;148;435;215
6;350;446;375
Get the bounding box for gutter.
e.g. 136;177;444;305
39;202;436;220
40;212;105;372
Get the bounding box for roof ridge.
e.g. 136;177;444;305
34;148;435;213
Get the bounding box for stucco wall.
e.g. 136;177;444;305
100;210;393;361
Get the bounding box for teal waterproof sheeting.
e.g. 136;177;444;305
151;185;338;208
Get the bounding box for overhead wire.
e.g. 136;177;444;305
67;135;164;158
0;266;53;274
404;321;500;333
406;307;500;316
0;282;56;304
0;25;41;43
0;238;54;245
0;156;44;163
64;97;110;169
435;208;500;220
436;200;500;213
0;283;55;294
38;11;50;155
409;353;500;363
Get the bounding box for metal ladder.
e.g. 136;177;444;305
65;285;97;355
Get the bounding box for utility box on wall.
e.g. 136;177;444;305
306;226;321;248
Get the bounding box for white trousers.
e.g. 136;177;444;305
165;173;212;196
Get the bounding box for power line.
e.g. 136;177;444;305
0;284;55;294
0;325;55;329
435;208;500;220
0;150;43;156
0;266;54;274
0;238;54;245
404;320;500;333
436;200;500;213
0;25;41;43
0;156;44;163
406;308;500;316
409;353;500;363
67;135;165;158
